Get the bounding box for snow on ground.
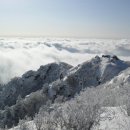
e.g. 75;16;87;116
0;37;130;83
94;106;130;130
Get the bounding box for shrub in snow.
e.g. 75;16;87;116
34;87;103;130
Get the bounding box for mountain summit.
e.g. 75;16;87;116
0;55;130;128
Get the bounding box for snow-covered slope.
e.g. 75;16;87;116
93;106;130;130
0;55;130;129
91;66;130;130
101;67;130;89
1;55;128;109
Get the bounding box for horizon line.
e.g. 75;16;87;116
0;35;129;40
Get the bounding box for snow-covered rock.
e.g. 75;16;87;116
68;55;129;85
0;62;72;109
46;55;129;99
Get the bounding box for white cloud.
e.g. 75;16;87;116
0;38;130;84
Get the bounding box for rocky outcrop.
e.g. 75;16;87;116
0;62;72;109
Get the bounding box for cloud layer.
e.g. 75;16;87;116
0;37;130;83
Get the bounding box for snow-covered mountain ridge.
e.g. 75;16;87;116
0;55;130;129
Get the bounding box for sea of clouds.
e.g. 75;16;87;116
0;37;130;84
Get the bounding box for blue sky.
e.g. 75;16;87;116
0;0;130;38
